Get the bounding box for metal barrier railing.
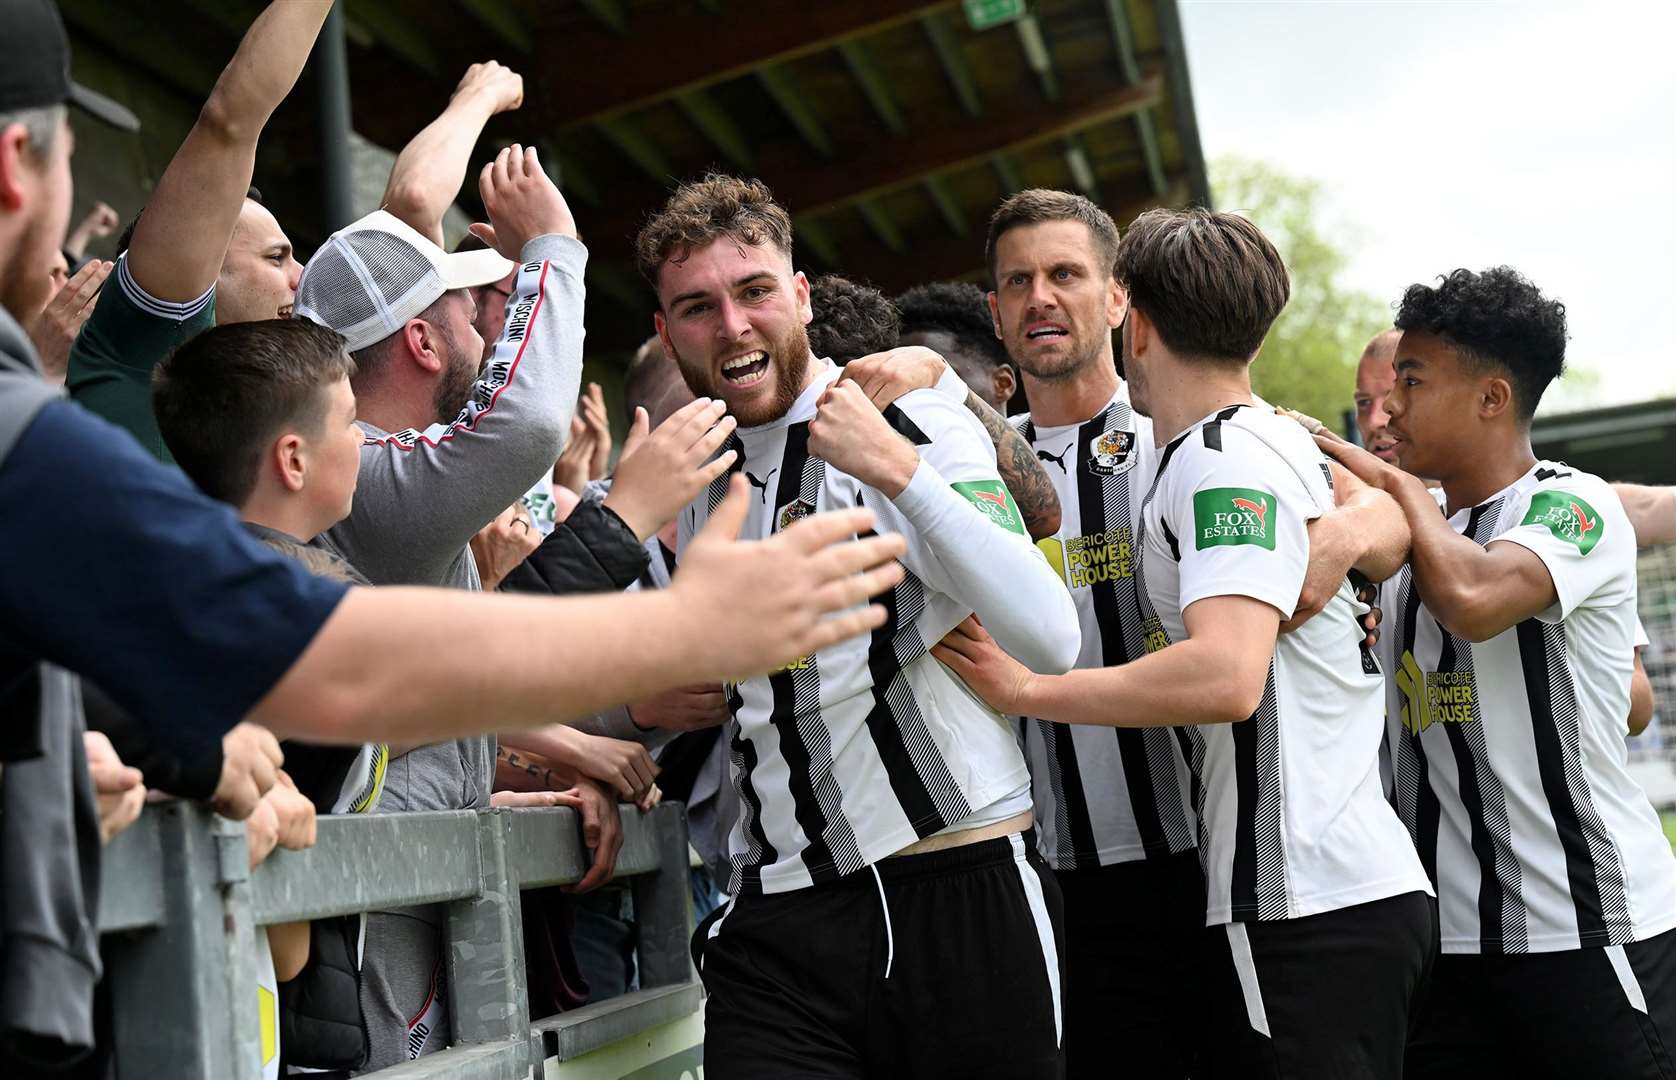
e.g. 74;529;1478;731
96;800;700;1079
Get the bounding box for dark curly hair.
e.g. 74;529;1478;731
896;281;1011;370
807;274;900;364
1395;267;1567;421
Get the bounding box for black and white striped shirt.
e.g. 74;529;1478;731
1012;384;1195;870
678;361;1081;895
1383;461;1676;953
1139;404;1430;925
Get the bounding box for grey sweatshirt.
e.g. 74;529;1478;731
320;233;588;589
316;234;587;1072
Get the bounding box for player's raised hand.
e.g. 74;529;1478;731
844;345;951;410
809;379;920;497
604;396;737;540
673;475;905;679
451;60;523;115
931;615;1035;717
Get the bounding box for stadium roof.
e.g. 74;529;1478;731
61;0;1209;358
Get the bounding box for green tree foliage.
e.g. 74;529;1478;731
1211;157;1390;433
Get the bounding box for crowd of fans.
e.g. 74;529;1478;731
4;1;1676;1078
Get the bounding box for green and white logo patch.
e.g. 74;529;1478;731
1521;490;1604;556
1193;487;1277;551
954;479;1027;537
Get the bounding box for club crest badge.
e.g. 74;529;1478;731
776;498;815;532
1088;428;1136;476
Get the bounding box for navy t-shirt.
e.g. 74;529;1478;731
0;401;349;759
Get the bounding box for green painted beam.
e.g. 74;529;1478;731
837;40;907;137
1063;137;1101;206
992;153;1024;196
1014;14;1059;102
596;116;673;185
343;0;441;75
548;145;603;208
794;215;841;268
674;90;754;171
1104;0;1166;195
757;65;834;157
856;199;905;254
923;176;967;235
920;11;982;118
460;0;531;51
579;0;630;35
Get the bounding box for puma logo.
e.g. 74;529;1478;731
1037;443;1073;473
1231;496;1267;524
746;468;778;503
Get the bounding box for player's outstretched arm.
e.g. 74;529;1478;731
250;477;906;745
1317;435;1557;643
845;347;1061;540
934;593;1280;727
1284;464;1411;634
125;0;332;302
382;61;524;246
1615;484;1676;549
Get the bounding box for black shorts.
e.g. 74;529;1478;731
1057;850;1204;1079
1199;890;1436;1080
1407;925;1676;1079
694;830;1065;1079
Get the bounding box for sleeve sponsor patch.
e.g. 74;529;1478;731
954;479;1027;537
1521;490;1603;555
1193;487;1277;551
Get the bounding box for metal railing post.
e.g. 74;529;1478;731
445;808;532;1053
103;802;257;1078
630;802;696;989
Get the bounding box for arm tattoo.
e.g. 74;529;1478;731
497;745;561;791
964;389;1061;541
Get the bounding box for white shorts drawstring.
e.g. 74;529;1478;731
870;864;895;980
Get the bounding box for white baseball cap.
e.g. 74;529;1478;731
294;210;514;352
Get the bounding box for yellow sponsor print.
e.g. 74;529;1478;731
726;655;813;688
1142;616;1170;655
1054;526;1135;589
1396;650;1478;735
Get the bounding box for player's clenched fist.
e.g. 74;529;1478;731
670;475;906;680
808;379;921;497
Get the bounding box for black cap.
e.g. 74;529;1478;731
0;0;139;132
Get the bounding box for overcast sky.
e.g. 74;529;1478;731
1178;0;1676;414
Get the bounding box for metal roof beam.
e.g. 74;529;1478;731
583;75;1165;254
923;176;968;236
1014;15;1060;102
992;153;1024;196
757;65;834;157
837;41;907;136
342;0;441;76
674;90;755;172
596;116;673;185
578;0;630;36
921;11;982;117
551;0;955;127
856;200;905;254
460;0;531;51
1104;0;1167;195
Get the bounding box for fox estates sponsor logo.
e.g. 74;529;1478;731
1521;490;1603;556
953;480;1027;537
1193;487;1276;551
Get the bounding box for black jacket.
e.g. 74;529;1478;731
500;498;648;596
